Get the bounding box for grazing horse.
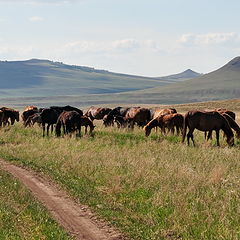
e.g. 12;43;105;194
85;106;112;121
103;107;130;127
24;113;42;127
144;113;183;137
22;106;39;126
40;108;59;137
0;107;19;126
55;111;82;137
80;116;95;135
182;111;234;147
206;113;240;140
204;109;236;139
124;107;151;129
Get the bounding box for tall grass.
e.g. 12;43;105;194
0;169;72;240
0;122;239;240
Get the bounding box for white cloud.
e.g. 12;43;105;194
63;39;165;54
179;32;240;46
29;16;44;22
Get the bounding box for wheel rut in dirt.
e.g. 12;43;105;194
0;159;125;240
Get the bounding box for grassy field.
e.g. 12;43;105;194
0;168;72;240
0;106;239;240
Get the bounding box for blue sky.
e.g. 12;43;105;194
0;0;239;76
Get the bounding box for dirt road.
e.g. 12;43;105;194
0;159;125;240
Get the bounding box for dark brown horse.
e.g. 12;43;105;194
24;113;42;127
22;106;39;125
80;116;95;135
206;113;240;140
40;108;59;137
85;106;112;121
144;113;183;136
0;107;19;126
103;107;130;127
55;111;82;137
182;111;234;147
124;107;151;129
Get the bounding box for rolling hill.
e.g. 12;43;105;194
1;57;239;108
108;56;240;104
0;59;198;98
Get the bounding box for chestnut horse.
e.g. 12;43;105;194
144;113;183;137
182;111;234;147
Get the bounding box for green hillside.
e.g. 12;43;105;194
108;56;240;104
0;59;179;98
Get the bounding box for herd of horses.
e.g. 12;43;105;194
0;105;240;147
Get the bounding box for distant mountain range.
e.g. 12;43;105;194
0;59;198;98
0;57;239;107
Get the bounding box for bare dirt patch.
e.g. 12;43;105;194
0;159;125;240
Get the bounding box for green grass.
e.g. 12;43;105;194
0;123;239;240
0;169;72;240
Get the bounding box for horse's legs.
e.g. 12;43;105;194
85;126;87;135
42;123;45;137
51;124;53;133
216;130;220;146
63;123;66;135
187;128;195;146
47;124;50;136
206;131;213;141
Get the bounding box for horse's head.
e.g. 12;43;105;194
144;125;151;137
227;136;234;146
103;114;113;127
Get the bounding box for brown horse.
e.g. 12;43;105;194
56;111;82;137
144;113;183;137
125;107;151;129
206;113;240;140
0;107;19;126
24;113;42;127
22;106;39;125
80;116;95;135
182;111;234;146
85;106;112;121
103;107;130;127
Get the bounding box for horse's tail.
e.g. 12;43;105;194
55;118;62;137
182;112;189;143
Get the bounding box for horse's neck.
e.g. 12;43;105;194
148;119;158;128
222;120;233;137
